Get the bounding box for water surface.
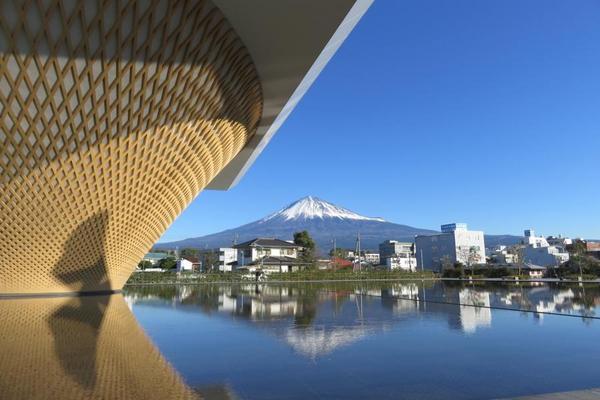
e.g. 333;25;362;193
1;281;599;399
124;281;600;399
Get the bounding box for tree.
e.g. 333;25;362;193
441;255;453;271
294;230;316;266
180;248;199;258
158;256;177;270
200;250;218;272
566;239;587;256
329;248;350;259
137;260;153;270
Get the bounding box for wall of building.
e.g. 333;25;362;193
416;226;485;271
219;248;238;272
454;230;486;265
379;241;413;260
385;256;417;271
523;247;567;267
176;259;194;272
416;233;456;271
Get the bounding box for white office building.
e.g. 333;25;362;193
521;229;569;267
415;223;486;271
379;240;414;259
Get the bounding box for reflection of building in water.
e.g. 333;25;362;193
380;283;421;313
535;289;590;318
0;295;198;399
216;285;300;320
458;289;492;333
498;286;597;318
125;282;600;362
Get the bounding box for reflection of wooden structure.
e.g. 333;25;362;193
0;294;198;399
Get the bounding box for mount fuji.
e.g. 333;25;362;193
156;196;520;252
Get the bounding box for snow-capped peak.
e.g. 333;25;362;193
262;196;385;222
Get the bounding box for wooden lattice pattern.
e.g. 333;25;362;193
0;0;262;293
0;294;199;399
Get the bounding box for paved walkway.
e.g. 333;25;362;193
503;388;600;399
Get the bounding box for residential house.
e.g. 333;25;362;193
385;254;417;271
234;238;306;273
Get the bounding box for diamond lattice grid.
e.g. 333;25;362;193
0;0;262;293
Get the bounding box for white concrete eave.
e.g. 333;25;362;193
206;0;373;189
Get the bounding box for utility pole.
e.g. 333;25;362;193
354;232;362;272
331;238;336;270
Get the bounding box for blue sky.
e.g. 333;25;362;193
160;0;600;242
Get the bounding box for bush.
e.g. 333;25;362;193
557;255;600;278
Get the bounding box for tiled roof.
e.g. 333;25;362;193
234;238;300;249
251;256;309;265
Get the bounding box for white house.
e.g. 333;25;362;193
385;254;417;271
218;247;238;272
234;238;305;273
176;258;195;272
415;223;486;271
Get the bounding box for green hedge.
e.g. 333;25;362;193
125;269;435;285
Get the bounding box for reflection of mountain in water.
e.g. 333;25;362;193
284;326;371;359
125;282;600;359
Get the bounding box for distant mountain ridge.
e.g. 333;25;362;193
156;196;521;253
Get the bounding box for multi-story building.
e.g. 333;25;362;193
234;238;305;273
521;229;569;267
415;223;486;271
363;252;381;265
489;246;517;265
379;240;414;260
379;240;414;268
195;248;238;272
218;248;239;272
0;1;372;294
523;229;549;248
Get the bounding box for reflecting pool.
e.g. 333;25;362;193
1;281;600;399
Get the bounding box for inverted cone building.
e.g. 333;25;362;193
0;0;372;294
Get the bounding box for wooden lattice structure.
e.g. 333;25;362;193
0;0;262;293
